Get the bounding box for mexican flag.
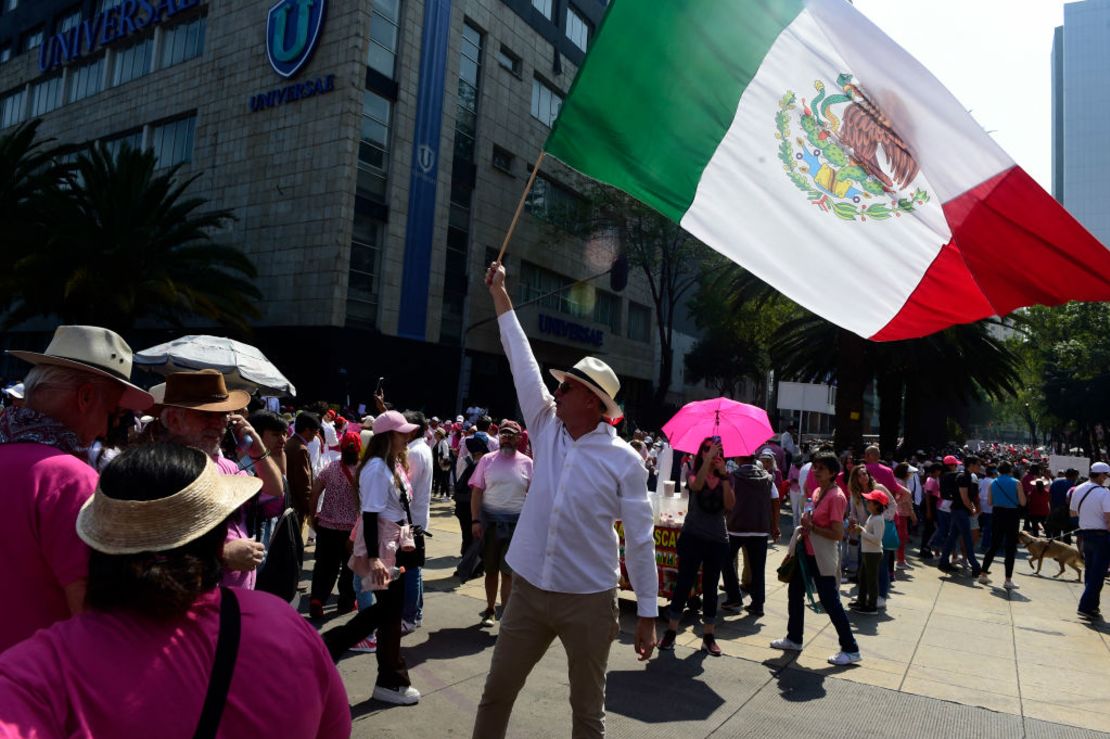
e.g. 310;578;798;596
545;0;1110;340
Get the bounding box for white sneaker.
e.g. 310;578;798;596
1004;579;1019;590
896;561;908;570
978;573;992;585
372;685;421;705
877;597;887;609
400;620;418;635
770;638;803;652
349;636;377;653
828;651;862;666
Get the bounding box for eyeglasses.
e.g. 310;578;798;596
556;381;576;394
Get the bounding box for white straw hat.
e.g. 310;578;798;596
550;357;622;419
76;456;261;554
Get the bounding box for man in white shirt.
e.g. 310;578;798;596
403;411;434;631
780;423;799;467
473;262;657;739
1071;462;1110;620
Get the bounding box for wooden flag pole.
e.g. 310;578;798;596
496;150;546;264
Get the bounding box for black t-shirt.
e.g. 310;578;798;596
950;472;976;512
939;472;959;501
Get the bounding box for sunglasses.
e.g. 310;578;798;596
556;381;579;394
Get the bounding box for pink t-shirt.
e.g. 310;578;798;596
0;588;350;738
866;462;900;494
0;443;98;653
804;487;847;557
215;456;281;590
925;476;940;499
470;451;533;515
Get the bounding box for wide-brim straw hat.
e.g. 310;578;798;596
76;456;261;554
150;369;251;413
550;357;622;419
6;325;153;411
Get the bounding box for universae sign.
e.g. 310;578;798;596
251;0;333;112
38;0;202;72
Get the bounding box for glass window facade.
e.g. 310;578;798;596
496;45;521;76
29;75;63;116
628;302;651;342
68;56;104;102
1;87;27;128
152;115;196;166
103;130;142;160
525;173;586;231
347;213;382;329
24;28;44;52
357;90;391;202
161;16;206;69
58;9;82;34
531;0;552;20
440;21;483;344
566;5;590;52
367;0;400;78
112;37;153;86
530;77;562;127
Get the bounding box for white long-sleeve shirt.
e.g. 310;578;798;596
498;311;659;617
406;438;433;530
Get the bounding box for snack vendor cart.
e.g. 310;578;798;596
615;492;701;601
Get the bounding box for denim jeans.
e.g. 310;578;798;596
667;531;729;623
1079;531;1110;614
930;509;951;551
787;554;858;653
941;508;981;575
402;566;424;625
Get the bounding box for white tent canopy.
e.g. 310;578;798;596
134;335;296;397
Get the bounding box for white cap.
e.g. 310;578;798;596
1092;462;1110;475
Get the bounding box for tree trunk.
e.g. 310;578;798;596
876;369;904;459
654;333;673;409
834;328;867;453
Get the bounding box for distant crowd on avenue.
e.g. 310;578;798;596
1;263;1108;738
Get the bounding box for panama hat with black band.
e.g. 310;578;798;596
6;325;153;411
550;357;622;420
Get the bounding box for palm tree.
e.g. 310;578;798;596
0;120;70;306
3;141;262;332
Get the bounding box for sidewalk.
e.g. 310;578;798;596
313;500;1110;737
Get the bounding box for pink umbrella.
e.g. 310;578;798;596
662;397;775;458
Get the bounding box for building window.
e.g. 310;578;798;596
68;56;104;102
102;129;142;160
519;261;571;313
525;173;586;231
58;9;82;34
160;16;206;69
453;23;481;167
492;145;514;174
367;0;400;79
347;213;382;329
0;47;11;64
358;90;391;202
24;28;44;52
29;75;63;116
96;0;123;12
1;87;27;129
5;0;18;12
628;302;651;342
566;6;591;52
531;0;552;20
593;290;620;333
530;77;562;127
496;44;521;76
152;115;195;167
440;20;484;344
112;37;153;86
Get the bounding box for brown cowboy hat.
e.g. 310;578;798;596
150;369;251;413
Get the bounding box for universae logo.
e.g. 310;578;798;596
266;0;327;79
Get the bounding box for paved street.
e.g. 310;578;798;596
307;500;1110;737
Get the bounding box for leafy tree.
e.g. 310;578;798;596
2;140;261;333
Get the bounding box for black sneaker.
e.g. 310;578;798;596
1078;609;1102;621
937;562;956;574
850;604;878;613
745;604;764;617
659;629;677;650
721;598;743;612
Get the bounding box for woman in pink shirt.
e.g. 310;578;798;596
0;443;350;739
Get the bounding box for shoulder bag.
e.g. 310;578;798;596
396;477;432;570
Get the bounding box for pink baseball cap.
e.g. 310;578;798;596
943;455;959;466
372;410;417;435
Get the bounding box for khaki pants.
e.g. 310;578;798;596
473;576;619;738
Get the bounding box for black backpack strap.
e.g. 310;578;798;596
193;587;242;739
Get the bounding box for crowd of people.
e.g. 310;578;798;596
2;266;1109;738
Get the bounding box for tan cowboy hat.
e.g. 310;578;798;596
76;455;262;554
550;357;622;419
6;325;153;411
151;369;251;413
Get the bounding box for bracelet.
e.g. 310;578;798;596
250;448;272;463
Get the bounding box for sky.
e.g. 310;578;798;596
852;0;1068;191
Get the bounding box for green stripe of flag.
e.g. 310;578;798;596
545;0;806;222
